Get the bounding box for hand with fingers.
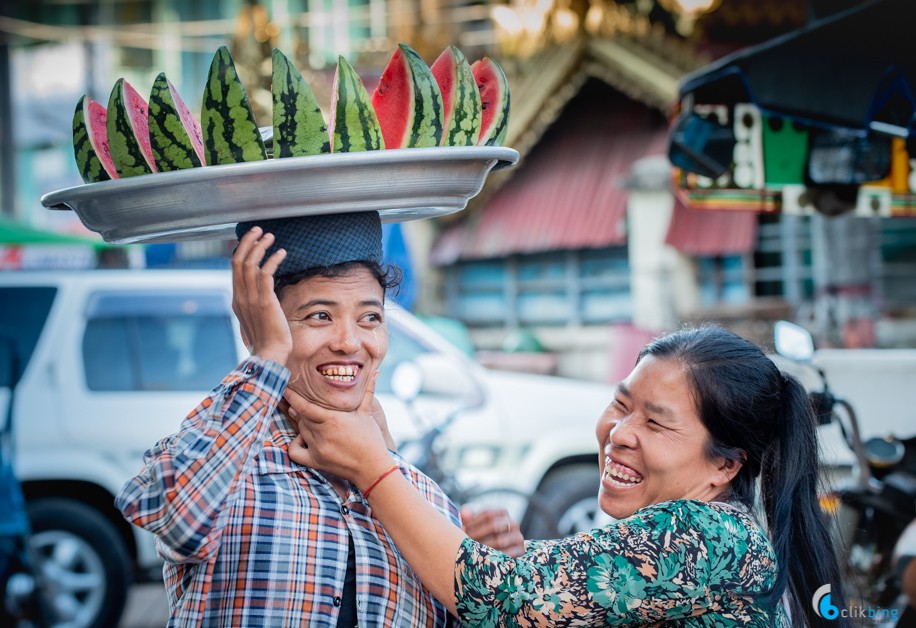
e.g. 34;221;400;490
232;226;292;367
286;370;394;489
460;507;526;557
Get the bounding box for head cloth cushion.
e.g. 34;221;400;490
235;211;382;277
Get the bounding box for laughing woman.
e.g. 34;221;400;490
289;325;849;627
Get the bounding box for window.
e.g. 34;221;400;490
754;214;814;304
578;249;631;324
443;248;632;328
751;214;916;319
305;0;374;67
446;261;508;326
82;291;237;392
696;255;751;306
0;287;58;385
375;319;432;395
879;218;916;312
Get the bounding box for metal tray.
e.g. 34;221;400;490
41;146;519;244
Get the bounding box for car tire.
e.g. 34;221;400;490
28;499;132;628
526;464;603;540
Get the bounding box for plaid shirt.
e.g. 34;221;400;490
116;357;459;627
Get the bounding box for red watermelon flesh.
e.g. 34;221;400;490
371;43;442;149
431;49;456;131
73;96;119;182
124;81;158;172
372;47;411;148
86;98;118;179
471;57;510;146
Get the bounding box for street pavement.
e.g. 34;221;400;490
120;583;169;628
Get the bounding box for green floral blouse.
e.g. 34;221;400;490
454;500;789;627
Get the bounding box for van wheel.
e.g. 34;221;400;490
526;465;603;539
28;499;132;628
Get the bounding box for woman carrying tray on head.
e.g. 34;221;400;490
116;210;523;626
288;324;850;627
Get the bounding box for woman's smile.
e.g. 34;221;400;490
602;451;644;489
317;362;362;384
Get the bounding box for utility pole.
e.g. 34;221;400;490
0;19;15;218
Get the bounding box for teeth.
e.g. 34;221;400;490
320;365;357;380
604;457;643;485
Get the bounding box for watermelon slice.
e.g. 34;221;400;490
148;72;206;171
329;55;384;153
72;95;118;183
430;45;481;147
471;57;510;147
371;43;443;149
201;46;267;165
272;48;330;157
107;78;159;177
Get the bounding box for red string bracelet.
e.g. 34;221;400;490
362;464;400;499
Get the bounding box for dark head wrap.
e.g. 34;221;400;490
235;211;383;277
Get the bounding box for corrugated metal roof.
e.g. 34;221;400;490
432;82;669;264
664;197;759;255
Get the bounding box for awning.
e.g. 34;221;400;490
0;216;108;248
678;0;915;133
431;83;669;264
664;197;758;256
669;0;916;217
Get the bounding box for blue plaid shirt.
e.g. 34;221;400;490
117;356;460;627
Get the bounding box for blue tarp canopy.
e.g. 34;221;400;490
678;0;915;134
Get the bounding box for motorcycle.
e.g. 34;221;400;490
773;321;916;620
389;359;561;539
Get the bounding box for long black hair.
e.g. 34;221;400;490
639;324;848;627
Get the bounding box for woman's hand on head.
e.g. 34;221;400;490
286;370;393;487
232;226;292;366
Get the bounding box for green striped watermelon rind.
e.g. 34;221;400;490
431;45;482;147
371;43;444;149
329;55;385;153
72;95;118;184
107;78;159;177
201;45;267;165
272;48;330;158
70;43;510;190
372;44;443;148
148;72;206;171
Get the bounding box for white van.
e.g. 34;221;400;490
0;269;614;628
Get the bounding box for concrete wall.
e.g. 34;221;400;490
626;188;701;331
